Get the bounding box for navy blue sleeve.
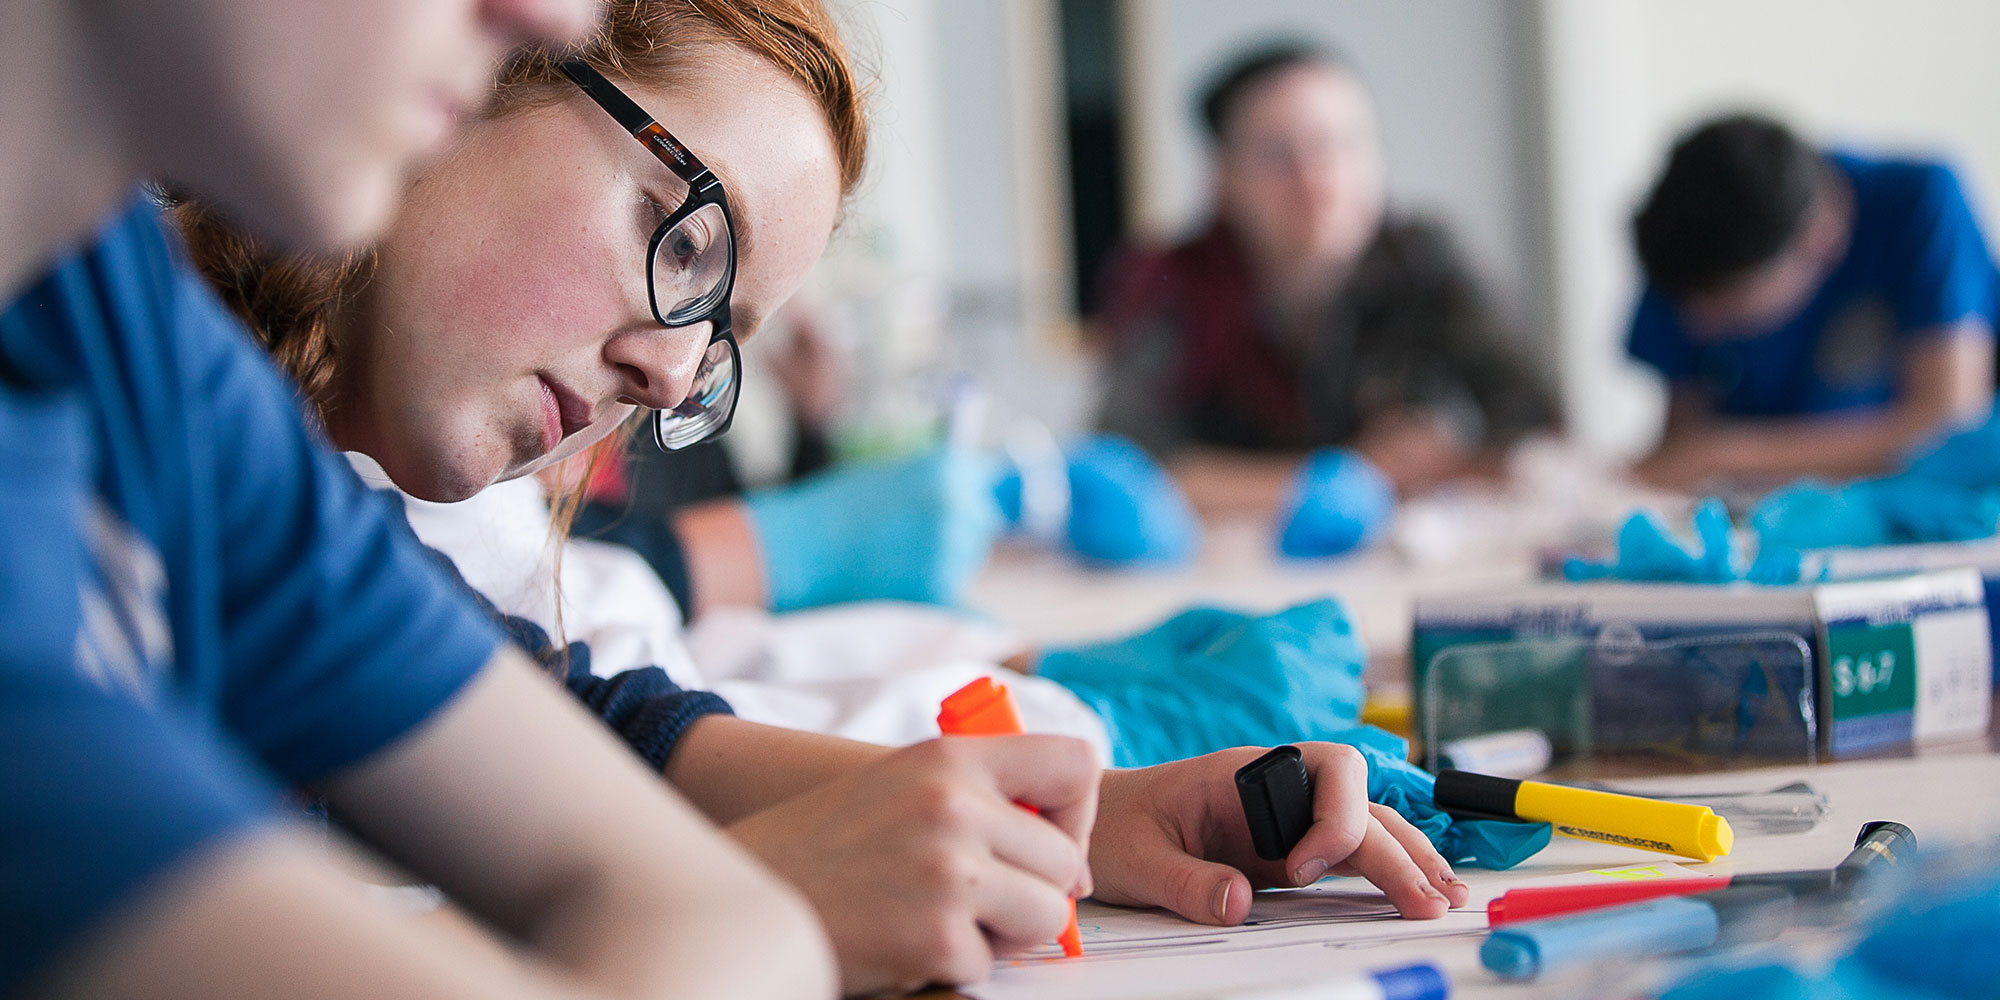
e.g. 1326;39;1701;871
166;239;504;784
1626;287;1698;381
1887;163;2000;337
575;498;696;615
410;537;732;774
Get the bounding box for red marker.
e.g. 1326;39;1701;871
937;677;1085;958
1489;822;1915;927
1488;877;1734;926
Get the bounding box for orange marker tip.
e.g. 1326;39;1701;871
1058;908;1083;958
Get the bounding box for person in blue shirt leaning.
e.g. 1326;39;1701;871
1628;113;1998;491
0;1;863;998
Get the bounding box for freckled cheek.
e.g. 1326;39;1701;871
436;231;630;357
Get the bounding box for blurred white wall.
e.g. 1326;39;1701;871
1540;0;2000;456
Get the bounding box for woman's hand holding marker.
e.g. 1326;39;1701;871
728;734;1098;995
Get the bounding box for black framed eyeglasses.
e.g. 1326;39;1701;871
561;58;741;451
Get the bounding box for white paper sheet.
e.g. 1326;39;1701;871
967;862;1714;1000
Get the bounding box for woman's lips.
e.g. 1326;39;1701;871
535;375;597;457
537;378;563;456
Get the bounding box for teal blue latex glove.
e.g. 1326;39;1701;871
1749;480;1894;550
1349;732;1552;870
1277;449;1396;558
1902;402;2000;487
1662;858;2000;1000
995;434;1201;565
1750;476;2000;548
744;447;1004;611
1036;600;1548;869
1868;477;2000;542
1037;600;1367;768
1565;498;1736;582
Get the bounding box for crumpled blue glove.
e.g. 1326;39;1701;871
1748;480;1893;551
1277;448;1396;558
1036;599;1549;869
1868;477;2000;542
744;447;1004;611
1566;498;1737;582
1566;498;1811;585
1901;404;2000;487
996;434;1201;565
1352;733;1553;870
1750;476;2000;549
1661;857;2000;1000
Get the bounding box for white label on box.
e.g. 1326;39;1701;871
1912;607;1994;741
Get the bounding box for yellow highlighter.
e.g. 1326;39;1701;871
1434;770;1734;862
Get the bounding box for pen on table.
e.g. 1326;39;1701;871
1434;769;1734;862
1485;820;1916;926
1481;883;1795;980
1212;961;1449;1000
936;677;1084;958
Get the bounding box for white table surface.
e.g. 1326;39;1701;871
967;518;1540;670
930;745;2000;1000
955;479;1994;998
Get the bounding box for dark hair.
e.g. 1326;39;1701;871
1633;113;1827;295
1198;42;1353;142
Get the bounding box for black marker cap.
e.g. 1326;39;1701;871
1433;769;1523;822
1835;820;1915;891
1236;745;1314;862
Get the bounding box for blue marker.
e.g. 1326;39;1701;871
1219;962;1449;1000
1481;885;1793;980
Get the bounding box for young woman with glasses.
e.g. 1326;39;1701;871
171;2;1476;994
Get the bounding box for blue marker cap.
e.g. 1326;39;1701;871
1220;961;1449;1000
1482;896;1720;980
1371;962;1450;1000
1480;886;1794;981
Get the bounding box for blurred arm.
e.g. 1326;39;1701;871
41;649;833;1000
1170;448;1308;521
315;648;832;999
671;499;769;616
665;715;895;825
1638;324;1993;489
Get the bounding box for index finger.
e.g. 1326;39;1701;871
949;734;1101;868
1280;742;1373;887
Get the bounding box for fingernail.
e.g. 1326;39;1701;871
1439;868;1463;886
1292;858;1330;887
1420;879;1448;902
1211;880;1231;922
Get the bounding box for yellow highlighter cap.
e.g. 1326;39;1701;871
1696;813;1735;862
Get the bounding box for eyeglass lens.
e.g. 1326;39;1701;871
653;334;737;449
654;202;734;325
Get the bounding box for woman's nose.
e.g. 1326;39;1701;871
605;323;709;411
480;0;599;49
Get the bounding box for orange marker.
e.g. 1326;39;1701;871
937;677;1085;958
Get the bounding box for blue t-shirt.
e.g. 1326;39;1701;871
0;194;503;992
1628;152;2000;417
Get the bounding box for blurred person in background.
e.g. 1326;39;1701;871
1090;43;1557;558
1628;113;1997;491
